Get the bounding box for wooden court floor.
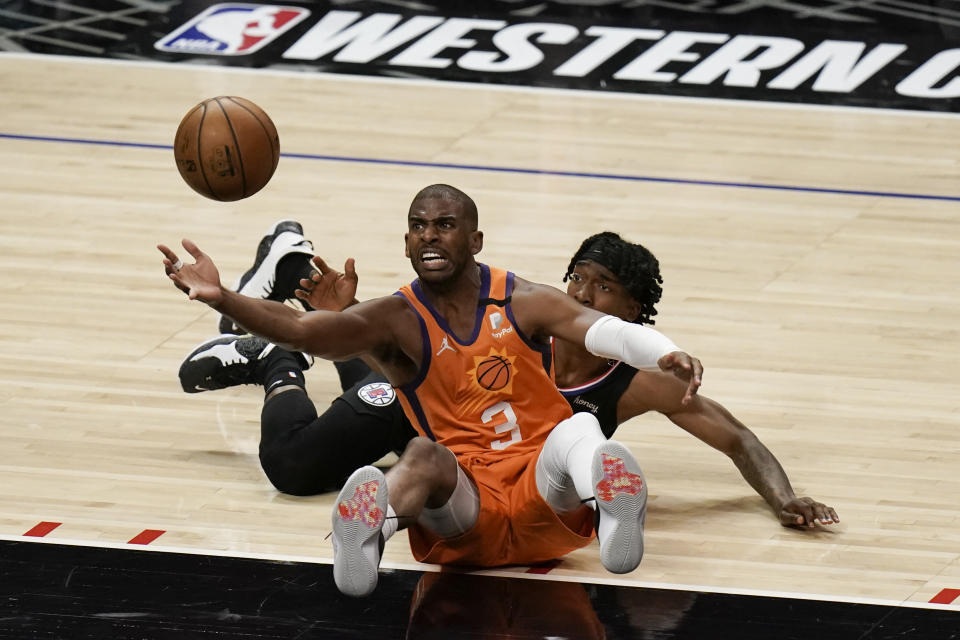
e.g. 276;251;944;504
0;53;959;613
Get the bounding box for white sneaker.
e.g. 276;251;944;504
331;466;388;597
177;333;311;393
219;219;314;333
178;333;275;393
592;440;647;574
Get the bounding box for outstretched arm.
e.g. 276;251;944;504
513;279;702;403
618;372;839;528
158;239;404;363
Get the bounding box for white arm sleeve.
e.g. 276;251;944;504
583;315;680;370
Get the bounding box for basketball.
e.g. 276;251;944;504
173;96;280;202
476;355;512;391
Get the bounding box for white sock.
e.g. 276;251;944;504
382;504;398;541
567;438;600;509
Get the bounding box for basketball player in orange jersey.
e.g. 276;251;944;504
159;184;703;597
178;228;837;531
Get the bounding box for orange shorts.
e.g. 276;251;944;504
407;450;595;567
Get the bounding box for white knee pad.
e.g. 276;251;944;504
416;463;480;538
536;412;607;513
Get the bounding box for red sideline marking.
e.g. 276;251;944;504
128;529;165;545
929;588;960;605
526;559;562;575
23;522;61;537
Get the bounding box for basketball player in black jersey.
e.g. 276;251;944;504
180;226;837;529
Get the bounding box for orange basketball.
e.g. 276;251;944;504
173;96;279;202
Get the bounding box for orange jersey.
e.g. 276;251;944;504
394;264;594;567
394;264;573;457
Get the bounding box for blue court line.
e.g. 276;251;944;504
4;132;959;203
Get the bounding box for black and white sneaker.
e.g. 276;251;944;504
179;334;277;393
219;220;314;334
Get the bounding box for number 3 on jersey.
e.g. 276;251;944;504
482;401;523;450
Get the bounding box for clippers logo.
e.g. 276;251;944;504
358;382;396;406
155;4;310;56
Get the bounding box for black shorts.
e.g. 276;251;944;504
334;370;417;454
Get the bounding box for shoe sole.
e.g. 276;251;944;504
592;441;647;574
332;466;388;597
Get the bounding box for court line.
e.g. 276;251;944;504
1;533;956;612
3;132;959;203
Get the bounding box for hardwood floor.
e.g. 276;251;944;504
1;52;958;607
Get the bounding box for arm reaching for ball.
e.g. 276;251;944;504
157;240;413;369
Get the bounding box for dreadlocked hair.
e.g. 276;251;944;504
563;231;663;325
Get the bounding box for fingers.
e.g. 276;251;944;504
691;357;704;386
159;244;188;291
181;238;205;260
157;243;178;262
781;498;839;528
782;502;815;528
659;352;702;405
800;497;837;526
666;352;693;378
312;255;332;275
682;377;697;405
296;273;320;295
799;502;816;527
344;257;357;279
158;244;180;273
781;510;806;527
811;501;838;525
682;358;703;405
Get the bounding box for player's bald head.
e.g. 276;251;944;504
409;184;478;230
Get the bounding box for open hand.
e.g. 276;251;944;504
657;351;703;405
157;239;224;306
780;497;839;529
294;255;358;312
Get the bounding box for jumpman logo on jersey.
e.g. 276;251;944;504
436;335;456;356
595;453;644;502
337;480;385;528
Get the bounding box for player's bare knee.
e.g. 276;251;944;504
399;436;440;462
397;437;459;502
400;437;453;474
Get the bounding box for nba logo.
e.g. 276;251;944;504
155;4;311;55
